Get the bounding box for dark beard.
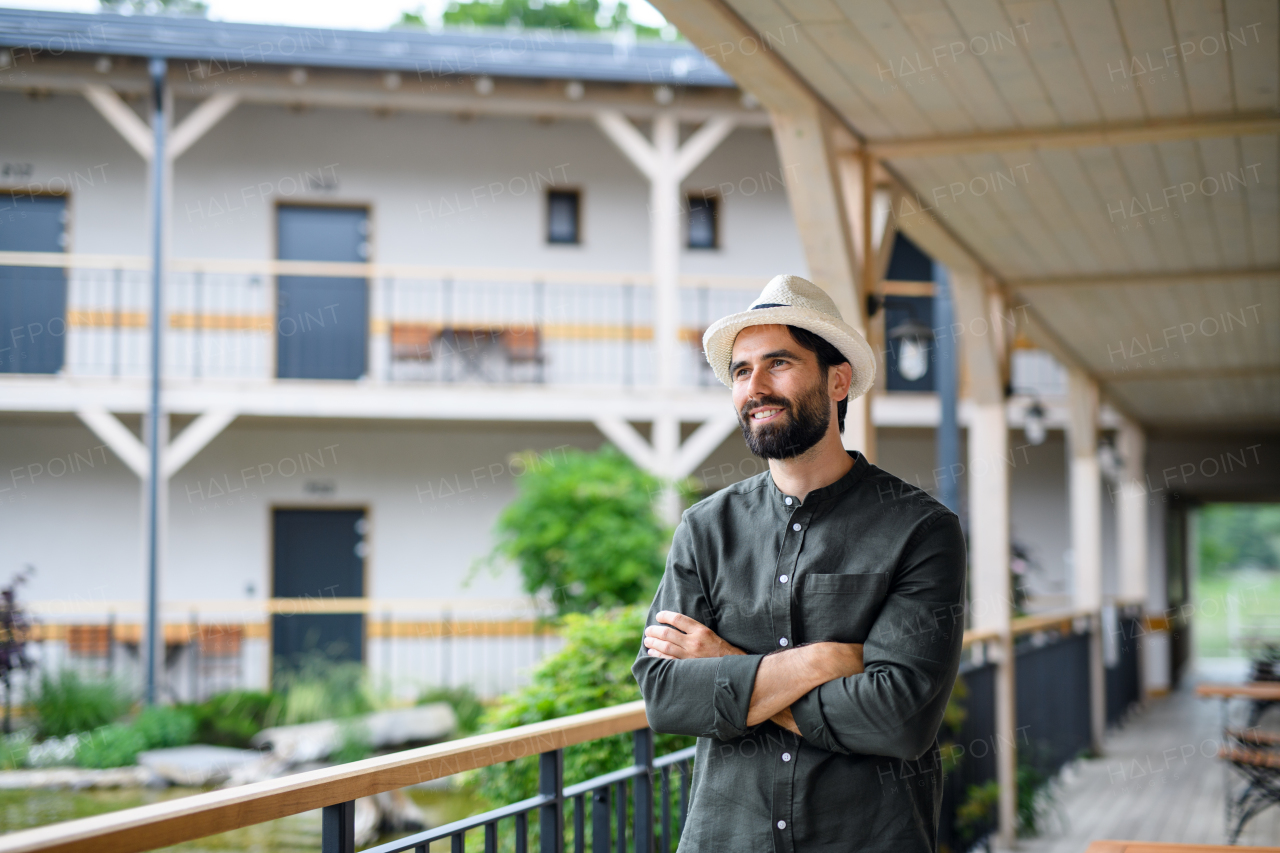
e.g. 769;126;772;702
738;376;832;460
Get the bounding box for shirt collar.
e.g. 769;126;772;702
771;450;870;507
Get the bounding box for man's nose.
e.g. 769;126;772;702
745;367;772;401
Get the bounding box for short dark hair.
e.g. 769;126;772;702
786;325;850;433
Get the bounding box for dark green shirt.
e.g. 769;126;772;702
633;452;967;852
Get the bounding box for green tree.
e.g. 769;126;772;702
99;0;208;16
1200;503;1280;576
481;445;669;615
400;0;663;38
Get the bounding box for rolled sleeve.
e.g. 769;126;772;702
790;511;967;760
632;517;766;741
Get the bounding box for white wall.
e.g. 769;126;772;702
0;91;808;278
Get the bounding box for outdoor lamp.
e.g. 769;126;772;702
887;315;934;382
1023;400;1047;446
1098;439;1123;482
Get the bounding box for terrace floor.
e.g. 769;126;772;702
1010;665;1280;851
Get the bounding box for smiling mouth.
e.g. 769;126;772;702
748;406;785;424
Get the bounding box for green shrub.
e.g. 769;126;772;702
330;720;373;764
0;730;32;770
75;723;147;769
188;690;281;748
28;670;129;738
133;705;196;750
480;446;669;615
417;685;485;736
955;779;999;843
275;660;377;725
473;605;692;807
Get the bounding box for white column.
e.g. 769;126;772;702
650;113;681;390
1117;419;1148;603
1067;367;1106;753
969;403;1015;845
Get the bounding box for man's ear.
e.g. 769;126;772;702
830;362;853;401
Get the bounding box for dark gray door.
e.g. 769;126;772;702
0;195;67;374
276;206;368;379
271;508;366;678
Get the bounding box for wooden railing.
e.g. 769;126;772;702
0;701;657;853
1086;843;1280;852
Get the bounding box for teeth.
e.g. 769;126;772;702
753;410;778;419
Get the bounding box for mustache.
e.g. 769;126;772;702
739;394;792;421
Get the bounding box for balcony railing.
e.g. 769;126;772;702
0;606;1146;853
0;252;759;388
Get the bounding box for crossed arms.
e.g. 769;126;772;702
642;612;863;735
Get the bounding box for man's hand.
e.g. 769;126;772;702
643;611;745;660
767;643;863;734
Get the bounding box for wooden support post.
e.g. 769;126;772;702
1068;367;1106;754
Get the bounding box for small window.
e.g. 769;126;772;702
547;190;580;244
687;195;718;249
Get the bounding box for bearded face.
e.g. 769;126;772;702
737;369;833;460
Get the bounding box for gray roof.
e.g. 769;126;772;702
0;8;734;86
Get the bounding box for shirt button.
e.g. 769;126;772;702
792;523;801;531
779;574;788;584
779;637;788;646
784;497;793;505
777;820;787;830
782;752;791;762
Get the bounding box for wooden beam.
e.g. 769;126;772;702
1103;365;1280;382
867;114;1280;159
1013;267;1280;289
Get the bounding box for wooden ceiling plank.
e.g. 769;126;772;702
953;151;1076;273
1238;133;1280;267
1113;143;1195;269
1074;145;1163;271
933;0;1058;126
994;150;1112;273
1169;0;1236;115
801;20;939;137
1032;148;1139;272
889;0;1022;130
1051;0;1147;123
891;157;1045;276
1112;0;1193;118
1154;138;1228;268
831;0;979;134
773;0;845;22
1000;0;1103;125
1195;135;1257;266
1226;0;1279;113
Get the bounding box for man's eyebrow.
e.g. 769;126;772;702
729;348;804;374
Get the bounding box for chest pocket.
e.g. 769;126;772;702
797;572;890;644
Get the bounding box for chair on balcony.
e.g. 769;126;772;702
390;322;441;363
1220;727;1280;843
191;624;244;701
499;325;545;382
66;624;114;677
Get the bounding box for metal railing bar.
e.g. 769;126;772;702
361;796;551;853
614;780;627;853
562;765;647;798
573;794;586;853
516;812;529;853
652;746;696;768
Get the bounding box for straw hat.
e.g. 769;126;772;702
701;274;877;399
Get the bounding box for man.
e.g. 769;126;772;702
633;274;967;852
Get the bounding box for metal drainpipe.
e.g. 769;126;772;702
933;261;959;513
144;57;167;706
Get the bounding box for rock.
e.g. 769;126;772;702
138;745;263;787
0;765;163;790
251;703;456;763
354;790;427;846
